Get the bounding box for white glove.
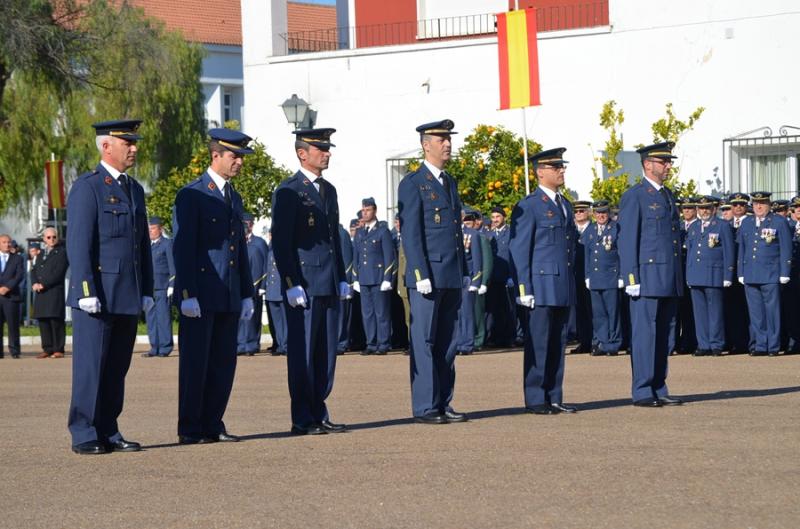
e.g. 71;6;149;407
738;277;744;285
339;281;352;300
240;297;254;320
181;297;202;318
78;296;101;314
142;296;154;313
462;277;471;289
468;285;479;292
478;285;488;295
515;295;535;308
416;279;433;294
723;280;732;288
167;286;174;299
617;279;624;289
286;285;308;308
625;284;641;297
258;288;266;296
380;280;392;292
584;278;590;289
780;276;790;284
352;281;361;293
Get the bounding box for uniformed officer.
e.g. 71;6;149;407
581;200;623;356
352;197;396;355
737;191;793;356
724;192;751;354
772;199;790;217
456;208;483;355
389;213;410;351
674;197;699;355
787;196;800;353
617;142;684;407
509;148;577;414
143;216;175;357
719;201;734;222
66;119;154;454
569;200;593;353
237;213;268;356
685;196;735;356
264;232;288;356
470;209;492;350
337;221;355;354
173;128;255;444
486;207;516;347
270;128;350;435
397;119;469;424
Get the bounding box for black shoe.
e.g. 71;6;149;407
633;398;662;408
768;351;779;357
414;412;448;424
606;350;619;356
290;424;327;435
11;353;20;359
693;349;709;357
375;350;388;356
72;440;108;455
320;420;347;433
178;435;215;445
658;396;683;406
444;410;468;422
141;352;157;358
711;349;723;357
360;349;375;356
215;431;240;442
750;351;767;357
590;349;604;356
550;403;577;414
247;350;257;356
107;438;142;452
526;404;556;415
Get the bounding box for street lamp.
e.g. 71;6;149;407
280;93;310;129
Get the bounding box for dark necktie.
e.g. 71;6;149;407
441;172;450;195
316;177;327;203
555;194;565;219
658;187;672;212
223;184;232;208
119;173;131;200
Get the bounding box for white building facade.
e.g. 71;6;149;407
242;0;800;221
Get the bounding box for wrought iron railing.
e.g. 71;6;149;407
282;1;609;54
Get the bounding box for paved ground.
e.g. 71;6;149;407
1;347;798;529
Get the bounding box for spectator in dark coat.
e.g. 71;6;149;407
32;227;69;358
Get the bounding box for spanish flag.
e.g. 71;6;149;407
497;9;540;110
45;159;65;209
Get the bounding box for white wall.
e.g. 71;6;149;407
242;0;800;221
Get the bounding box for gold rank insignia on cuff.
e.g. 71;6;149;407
628;273;636;285
82;281;90;297
519;284;526;296
414;269;422;281
182;289;189;300
285;277;294;288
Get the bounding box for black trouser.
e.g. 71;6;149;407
39;317;66;354
0;298;21;356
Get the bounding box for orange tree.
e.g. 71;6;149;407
147;122;291;232
407;124;541;216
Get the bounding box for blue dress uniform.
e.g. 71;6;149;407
724;193;752;353
580;203;623;355
237;216;269;355
787;196;800;352
270;128;348;433
67;120;153;453
337;223;354;354
264;240;288;355
675;202;699;354
486;216;516;347
173;129;254;442
509;148;576;412
617;142;684;405
145;218;175;357
569;201;593;353
397;119;468;422
456;215;483;354
353;200;396;354
684;197;735;355
737;192;794;355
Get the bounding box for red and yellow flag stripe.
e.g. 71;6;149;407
497;9;540;110
45;160;65;209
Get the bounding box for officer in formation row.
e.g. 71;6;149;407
65;119;799;454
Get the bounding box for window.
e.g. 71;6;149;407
223;91;232;123
723;127;800;200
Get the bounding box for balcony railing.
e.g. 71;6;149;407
281;1;608;55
